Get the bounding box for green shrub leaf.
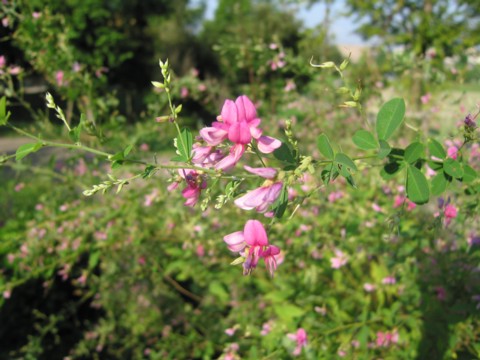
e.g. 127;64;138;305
406;165;429;204
376;98;405;140
16;142;43;161
352;129;378;150
427;138;446;159
317;134;334;160
443;158;464;178
404;142;425;163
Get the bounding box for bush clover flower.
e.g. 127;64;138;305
287;328;308;356
223;220;281;276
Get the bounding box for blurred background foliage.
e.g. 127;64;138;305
1;0;480;359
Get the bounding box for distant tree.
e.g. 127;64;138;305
344;0;480;58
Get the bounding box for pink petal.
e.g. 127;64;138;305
200;127;228;146
250;125;263;140
228;121;252;144
244;220;269;247
224;231;246;252
266;182;283;202
257;136;281;153
215;144;245;171
182;186;198;199
244;165;277;179
235;95;257;121
221;99;238;125
234;187;269;210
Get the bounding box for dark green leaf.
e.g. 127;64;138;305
443;158;464;178
320;163;338;184
376;98;406;140
335;153;357;173
272;185;288;219
16;142;43;161
427;161;443;171
428;138;446;159
317;134;334;160
273;142;296;165
380;161;404;180
352;129;378;150
377;140;391;159
430;172;449;196
406;165;430;204
404;142;425;163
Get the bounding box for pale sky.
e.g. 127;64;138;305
202;0;365;45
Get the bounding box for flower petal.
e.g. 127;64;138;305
257;136;281;154
199;126;228;146
228;121;252;144
244;165;277;179
234;187;268;210
221;99;238;125
224;231;246;252
244;219;269;247
235;95;257;121
215;144;245;171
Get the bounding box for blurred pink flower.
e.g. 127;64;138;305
3;290;11;299
14;183;25;192
55;70;65;87
330;249;348;269
9;66;22;75
447;146;458;160
444;204;457;219
382;276;396;285
2;17;9;27
287;328;307;356
376;330;399;347
198;83;207;92
32;12;41;19
181;86;189;98
0;55;5;68
72;62;81;72
420;93;431;104
435;286;446;301
177;169;206;207
284;79;296;92
364;283;376;292
328;191;344;203
225;327;236;336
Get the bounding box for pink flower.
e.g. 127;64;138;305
444;204;457;219
284;79;296;92
372;203;383;213
9;66;22;75
223;220;281;276
198;83;207;92
2;17;9;27
199;95;281;170
447;146;458;160
328;191;343;203
420;93;431;104
3;290;11;299
225;327;236;336
364;283;376;292
181;86;189;98
234;166;282;213
14;182;25;192
330;249;348;269
382;276;396;285
376;330;399;347
178;169;207;207
32;12;41;19
0;55;5;68
55;70;65;87
287;328;307;356
72;62;81;72
393;195;416;211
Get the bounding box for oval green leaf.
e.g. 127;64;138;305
427;138;446;159
317;134;334;160
352;129;378;150
443;158;464;179
376;98;406;140
404;142;425;164
16;142;43;161
430;172;449;196
335;153;357;173
406;165;430;204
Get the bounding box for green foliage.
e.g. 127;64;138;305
376;98;406;141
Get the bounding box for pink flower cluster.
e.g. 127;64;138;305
376;329;399;347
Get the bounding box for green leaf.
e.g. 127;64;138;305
88;251;101;270
376;98;406;140
317;134;334;160
123;144;133;157
320;163;338;184
377;140;391;159
0;96;10;125
443;158;464;178
68;123;82;143
428;138;446;159
15;142;43;161
273;142;296;165
404;142;425;163
406;165;430;204
430;172;449;196
335;153;357;173
352;129;378;150
272;185;288;219
176;128;193;162
462;165;477;183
